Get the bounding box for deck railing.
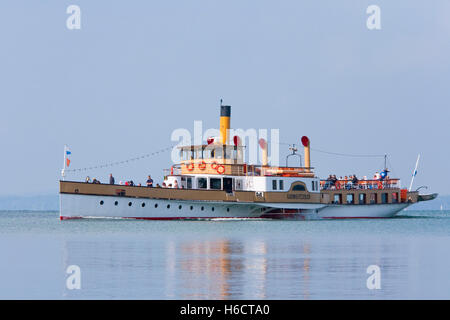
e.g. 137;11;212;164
320;179;400;191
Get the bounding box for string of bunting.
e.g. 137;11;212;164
65;145;175;172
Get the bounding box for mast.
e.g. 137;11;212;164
61;145;67;181
408;154;420;191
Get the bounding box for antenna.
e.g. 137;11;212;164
286;144;302;167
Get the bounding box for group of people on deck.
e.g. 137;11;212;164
323;170;391;190
84;174;183;189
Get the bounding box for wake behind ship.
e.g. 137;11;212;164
59;104;437;220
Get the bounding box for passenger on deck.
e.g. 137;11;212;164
109;174;115;185
173;180;179;189
323;175;333;190
85;176;91;183
129;180;134;186
352;174;359;186
162;182;167;188
331;175;338;188
146;175;153;187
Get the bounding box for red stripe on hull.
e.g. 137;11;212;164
322;216;388;219
60;216;264;220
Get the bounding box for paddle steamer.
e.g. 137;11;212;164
59;105;436;220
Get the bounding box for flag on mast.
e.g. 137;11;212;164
66;147;71;167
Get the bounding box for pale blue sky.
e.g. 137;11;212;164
0;0;449;196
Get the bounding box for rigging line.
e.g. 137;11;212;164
309;148;386;158
65;145;176;173
267;140;387;158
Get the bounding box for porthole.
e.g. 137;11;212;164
114;201;118;206
100;200;104;205
154;203;158;208
167;204;170;209
190;206;193;210
211;207;215;211
227;208;230;212
201;206;204;211
141;203;145;207
128;202;132;206
178;205;182;210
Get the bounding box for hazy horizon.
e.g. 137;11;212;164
1;1;449;196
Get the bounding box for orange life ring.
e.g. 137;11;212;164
377;181;383;189
198;161;207;170
216;165;225;174
211;161;218;170
186;163;194;171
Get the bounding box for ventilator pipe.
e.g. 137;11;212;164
259;138;268;166
301;136;310;171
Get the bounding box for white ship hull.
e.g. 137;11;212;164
60;193;409;220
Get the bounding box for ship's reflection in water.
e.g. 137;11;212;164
61;230;420;299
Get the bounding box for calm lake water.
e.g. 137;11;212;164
0;210;449;299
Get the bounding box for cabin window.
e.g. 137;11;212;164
370;193;377;204
235;179;243;190
333;194;342;204
279;180;284;190
210;178;222;190
381;193;388;204
292;184;306;191
359;193;366;205
272;180;277;190
311;181;315;191
392;192;399;203
197;178;207;189
346;194;354;204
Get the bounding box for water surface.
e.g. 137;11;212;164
0;210;449;299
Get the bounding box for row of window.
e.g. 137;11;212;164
332;192;399;204
99;200;230;212
272;180;284;190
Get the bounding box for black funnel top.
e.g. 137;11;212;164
220;105;231;117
